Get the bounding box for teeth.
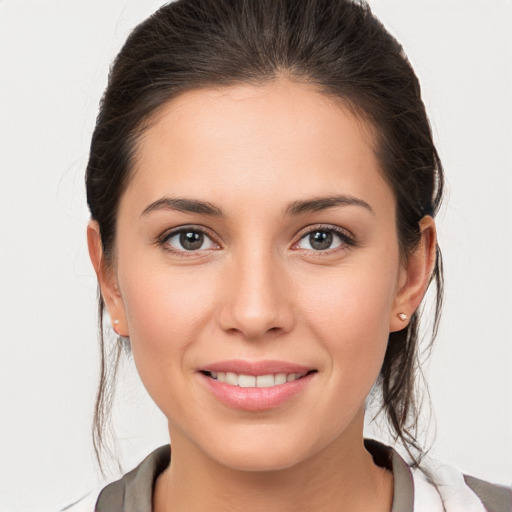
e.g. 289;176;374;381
208;371;307;387
275;373;287;385
256;374;274;387
225;372;238;386
238;374;256;387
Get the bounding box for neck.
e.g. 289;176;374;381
154;415;393;512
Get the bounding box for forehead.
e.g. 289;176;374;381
124;79;393;216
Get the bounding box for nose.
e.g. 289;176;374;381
217;247;295;340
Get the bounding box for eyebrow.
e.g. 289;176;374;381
283;195;374;216
140;194;373;218
141;197;224;218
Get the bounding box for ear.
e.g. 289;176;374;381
87;220;128;337
389;216;437;332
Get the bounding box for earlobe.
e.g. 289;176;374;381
390;216;437;332
87;220;128;336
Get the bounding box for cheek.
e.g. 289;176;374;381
117;263;217;403
298;251;399;384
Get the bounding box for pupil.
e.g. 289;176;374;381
310;231;332;250
180;231;203;250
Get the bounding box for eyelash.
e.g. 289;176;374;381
293;224;356;255
156;224;356;258
156;225;219;258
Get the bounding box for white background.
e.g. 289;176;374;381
0;1;510;510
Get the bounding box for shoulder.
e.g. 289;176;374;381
95;445;170;512
366;439;511;512
411;457;512;512
60;445;170;512
463;474;512;512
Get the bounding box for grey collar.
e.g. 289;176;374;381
95;440;414;512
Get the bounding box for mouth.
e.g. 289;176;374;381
200;370;316;388
198;360;317;411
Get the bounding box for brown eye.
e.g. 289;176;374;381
308;231;333;250
164;229;217;252
180;231;204;250
295;227;354;252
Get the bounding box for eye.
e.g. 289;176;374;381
162;228;218;252
295;227;354;252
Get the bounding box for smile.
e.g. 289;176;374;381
205;371;309;388
199;360;317;411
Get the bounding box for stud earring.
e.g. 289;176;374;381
398;313;408;321
112;319;125;336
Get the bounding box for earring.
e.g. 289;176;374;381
112;319;130;352
112;319;125;336
398;313;408;321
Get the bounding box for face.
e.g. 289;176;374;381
93;80;424;472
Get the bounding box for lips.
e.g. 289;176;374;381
201;359;314;376
199;360;317;411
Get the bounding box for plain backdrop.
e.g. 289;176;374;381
0;1;511;510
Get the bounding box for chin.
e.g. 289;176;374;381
196;424;329;473
215;445;306;473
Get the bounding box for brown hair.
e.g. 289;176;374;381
86;0;443;470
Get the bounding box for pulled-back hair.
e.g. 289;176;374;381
86;0;443;470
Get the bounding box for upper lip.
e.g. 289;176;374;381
200;359;315;376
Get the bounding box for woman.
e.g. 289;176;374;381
77;0;510;510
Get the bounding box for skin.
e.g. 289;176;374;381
88;79;437;511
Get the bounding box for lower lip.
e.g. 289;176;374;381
200;372;315;411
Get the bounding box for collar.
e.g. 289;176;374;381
364;439;414;512
95;439;414;512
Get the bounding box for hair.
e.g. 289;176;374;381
86;0;444;471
